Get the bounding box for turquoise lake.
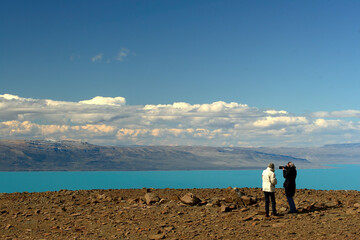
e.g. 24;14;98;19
1;164;359;193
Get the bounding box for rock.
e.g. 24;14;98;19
180;193;201;206
145;193;160;205
127;198;139;204
210;199;222;207
148;233;165;239
241;196;256;205
224;196;235;203
272;223;286;228
161;207;170;214
346;208;358;215
229;204;237;210
354;203;360;208
220;205;231;212
164;226;174;232
240;207;249;212
279;207;287;212
327;200;341;207
232;187;245;197
56;206;66;213
5;224;12;230
169;195;180;201
304;203;316;210
240;213;257;221
0;210;8;215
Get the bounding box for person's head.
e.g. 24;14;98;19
287;161;294;167
268;163;275;170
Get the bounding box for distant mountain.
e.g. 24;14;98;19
322;143;360;149
258;143;360;165
0;140;312;171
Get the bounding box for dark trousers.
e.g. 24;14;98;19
286;196;297;213
264;191;276;215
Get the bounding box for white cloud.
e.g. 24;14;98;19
265;110;288;115
253;116;308;128
91;53;104;62
79;96;126;106
312;110;360;118
115;48;130;62
2;93;360;147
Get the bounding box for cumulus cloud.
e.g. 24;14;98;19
312;110;360;118
2;93;360;147
79;96;126;106
0;94;129;124
253;116;308;128
265;110;288;115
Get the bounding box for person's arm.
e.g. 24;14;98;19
270;172;277;186
283;168;289;178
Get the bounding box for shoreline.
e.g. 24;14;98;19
1;188;359;239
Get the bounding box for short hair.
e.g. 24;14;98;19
268;163;275;169
288;161;294;167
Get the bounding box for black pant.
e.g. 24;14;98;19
264;191;276;215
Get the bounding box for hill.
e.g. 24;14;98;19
0;140;311;171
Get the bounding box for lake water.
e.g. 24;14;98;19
1;164;359;193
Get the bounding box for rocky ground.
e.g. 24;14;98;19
0;187;359;239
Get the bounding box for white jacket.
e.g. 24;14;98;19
262;167;277;192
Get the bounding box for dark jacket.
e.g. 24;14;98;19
283;166;297;196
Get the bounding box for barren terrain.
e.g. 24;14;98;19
1;187;359;239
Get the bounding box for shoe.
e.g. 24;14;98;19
288;210;298;214
265;214;270;217
271;213;279;216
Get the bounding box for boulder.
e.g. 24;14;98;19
211;199;222;207
241;196;256;205
232;187;245;197
220;205;231;212
144;193;160;205
180;193;201;206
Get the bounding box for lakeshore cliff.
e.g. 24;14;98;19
1;187;359;239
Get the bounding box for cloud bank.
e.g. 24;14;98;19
1;93;360;147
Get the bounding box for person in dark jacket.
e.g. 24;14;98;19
282;161;297;213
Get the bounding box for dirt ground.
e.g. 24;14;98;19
1;187;359;239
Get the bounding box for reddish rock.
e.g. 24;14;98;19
220;205;231;212
179;193;201;206
148;233;165;239
145;193;160;205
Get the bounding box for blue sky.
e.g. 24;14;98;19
1;0;360;147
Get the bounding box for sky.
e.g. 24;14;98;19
1;0;360;147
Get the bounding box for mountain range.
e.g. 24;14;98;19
0;140;359;171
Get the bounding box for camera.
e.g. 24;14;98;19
279;166;287;169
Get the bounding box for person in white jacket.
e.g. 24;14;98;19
262;163;278;217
